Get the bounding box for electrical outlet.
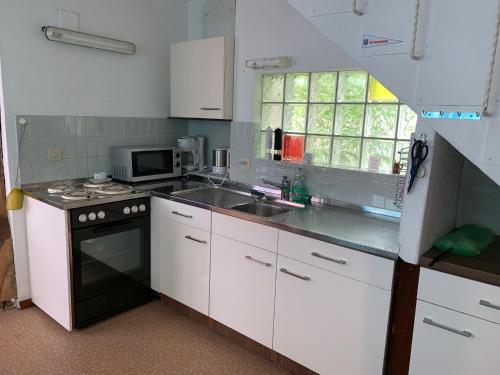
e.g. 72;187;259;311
48;148;63;161
238;159;251;170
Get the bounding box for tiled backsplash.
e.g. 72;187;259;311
17;115;187;184
188;120;231;166
229;122;400;211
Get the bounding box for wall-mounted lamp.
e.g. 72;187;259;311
41;26;136;55
245;56;291;70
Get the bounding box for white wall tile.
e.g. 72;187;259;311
97;157;107;173
96;138;107;156
75;117;85;136
65;138;77;158
55;160;67;180
96;118;106;136
85;117;97;136
77;158;88;178
87;158;98;175
19;161;33;184
66;159;78;179
86;138;97;157
76;139;87;157
140;119;149;136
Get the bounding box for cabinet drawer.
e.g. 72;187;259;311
212;212;278;252
418;268;500;325
151;197;211;231
210;234;277;347
410;300;500;375
278;231;394;290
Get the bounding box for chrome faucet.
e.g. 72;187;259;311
262;176;291;201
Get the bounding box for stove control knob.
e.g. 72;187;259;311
175;152;181;159
88;212;97;221
139;204;146;212
97;211;106;219
131;205;139;213
123;207;131;215
176;162;181;168
78;214;87;223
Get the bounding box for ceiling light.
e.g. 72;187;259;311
41;26;136;55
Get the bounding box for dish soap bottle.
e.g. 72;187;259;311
291;168;309;204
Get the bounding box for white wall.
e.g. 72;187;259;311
0;0;188;301
233;0;361;123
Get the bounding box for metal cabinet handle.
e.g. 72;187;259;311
185;235;207;244
311;252;347;265
410;0;423;60
172;211;193;219
352;0;365;16
245;255;272;267
280;268;310;281
479;299;500;310
423;317;473;338
200;107;222;111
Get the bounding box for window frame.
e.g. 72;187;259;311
259;71;415;173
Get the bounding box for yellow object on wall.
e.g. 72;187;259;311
368;77;398;103
6;188;24;210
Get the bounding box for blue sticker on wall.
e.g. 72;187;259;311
362;34;402;48
421;111;481;120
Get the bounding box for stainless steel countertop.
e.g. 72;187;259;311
23;178;400;260
152;184;400;260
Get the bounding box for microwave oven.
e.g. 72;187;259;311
110;145;182;182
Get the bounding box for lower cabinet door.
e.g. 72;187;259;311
210;234;277;347
410;300;500;375
155;219;210;315
273;256;391;374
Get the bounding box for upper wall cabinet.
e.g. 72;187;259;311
358;0;413;58
415;0;499;112
170;36;234;120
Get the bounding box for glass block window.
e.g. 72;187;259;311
260;71;417;173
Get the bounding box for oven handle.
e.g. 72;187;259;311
91;219;138;234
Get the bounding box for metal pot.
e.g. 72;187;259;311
212;148;230;174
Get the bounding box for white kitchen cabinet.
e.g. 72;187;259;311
209;234;277;347
410;300;500;375
273;255;391;375
25;197;72;331
170;36;234;120
415;0;498;111
151;212;211;315
358;0;413;57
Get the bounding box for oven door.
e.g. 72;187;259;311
131;149;175;180
72;216;150;304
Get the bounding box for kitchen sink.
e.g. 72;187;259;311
230;202;288;217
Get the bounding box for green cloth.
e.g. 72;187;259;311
434;224;494;256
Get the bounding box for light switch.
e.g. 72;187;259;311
58;9;79;30
48;148;63;161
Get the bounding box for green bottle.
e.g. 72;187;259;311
291;168;309;204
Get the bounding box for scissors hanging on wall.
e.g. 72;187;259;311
407;134;429;193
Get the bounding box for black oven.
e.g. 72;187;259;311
71;197;152;328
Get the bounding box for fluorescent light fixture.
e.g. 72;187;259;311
245;56;291;70
41;26;136;55
421;111;481;120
